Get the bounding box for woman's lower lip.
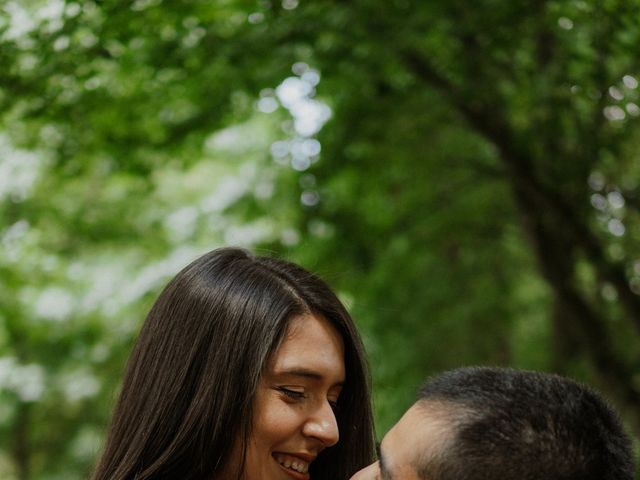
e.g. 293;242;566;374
275;460;310;480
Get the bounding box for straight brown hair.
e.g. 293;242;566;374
91;247;375;479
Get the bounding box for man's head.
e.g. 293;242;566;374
352;367;636;480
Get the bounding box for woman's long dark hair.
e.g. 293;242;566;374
91;247;375;480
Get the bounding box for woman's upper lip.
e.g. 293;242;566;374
275;451;317;463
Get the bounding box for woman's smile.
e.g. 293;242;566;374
273;452;315;479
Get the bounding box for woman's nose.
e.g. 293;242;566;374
302;401;339;447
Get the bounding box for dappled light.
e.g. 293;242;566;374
0;358;45;402
624;75;639;89
0;138;45;202
608;219;626;237
1;1;640;478
605;105;626;121
275;67;331;139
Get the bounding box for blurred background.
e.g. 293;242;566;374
1;0;640;478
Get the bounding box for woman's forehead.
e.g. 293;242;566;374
268;313;345;379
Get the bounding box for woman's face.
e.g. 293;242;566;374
227;312;345;480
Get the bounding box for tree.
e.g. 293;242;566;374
0;0;638;478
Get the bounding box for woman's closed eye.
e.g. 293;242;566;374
276;386;307;401
276;387;340;412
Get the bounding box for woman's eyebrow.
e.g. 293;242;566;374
272;367;345;386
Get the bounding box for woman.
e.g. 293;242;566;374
92;247;375;479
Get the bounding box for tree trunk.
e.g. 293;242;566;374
12;402;31;480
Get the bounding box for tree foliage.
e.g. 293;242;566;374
1;0;639;478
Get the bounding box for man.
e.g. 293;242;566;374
351;367;636;480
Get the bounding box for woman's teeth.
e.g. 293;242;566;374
274;453;309;473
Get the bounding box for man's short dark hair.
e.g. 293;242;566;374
415;367;636;480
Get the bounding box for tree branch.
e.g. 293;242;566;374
401;49;640;335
